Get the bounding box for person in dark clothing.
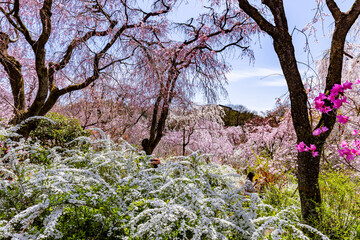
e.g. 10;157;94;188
244;172;256;195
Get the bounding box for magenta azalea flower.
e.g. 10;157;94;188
313;128;322;136
337;115;349;124
331;84;344;95
332;97;347;109
321;126;328;132
296;142;307;152
340;140;348;148
309;144;317;151
342;81;353;90
313;126;329;136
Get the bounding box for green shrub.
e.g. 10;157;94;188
261;179;299;210
259;166;360;240
314;170;360;240
29;112;90;148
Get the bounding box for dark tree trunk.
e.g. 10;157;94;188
0;33;26;120
182;128;186;156
237;0;360;226
141;67;179;155
141;138;152;155
141;104;168;155
297;151;322;223
273;35;322;224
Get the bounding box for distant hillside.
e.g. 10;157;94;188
219;104;259;126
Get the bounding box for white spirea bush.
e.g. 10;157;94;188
0;125;329;239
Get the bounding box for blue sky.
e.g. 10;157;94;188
172;0;354;113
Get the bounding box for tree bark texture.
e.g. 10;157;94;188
237;0;360;225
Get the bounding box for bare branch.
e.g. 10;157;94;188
345;0;360;23
262;0;288;31
8;29;19;42
6;0;35;45
325;0;343;21
35;0;52;50
237;0;277;37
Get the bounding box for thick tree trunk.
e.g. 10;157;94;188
273;36;322;224
141;138;153;155
0;33;26;120
297;151;322;224
142;67;179;155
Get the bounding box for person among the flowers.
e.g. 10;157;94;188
244;172;256;195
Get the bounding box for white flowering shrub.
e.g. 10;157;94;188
0;125;329;239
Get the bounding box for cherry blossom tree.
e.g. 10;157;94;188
161;104;225;156
55;76;151;143
235;109;297;170
130;2;259;155
235;0;360;224
0;0;174;135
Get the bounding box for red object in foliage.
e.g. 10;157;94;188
150;158;161;168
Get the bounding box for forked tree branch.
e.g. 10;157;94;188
238;0;277;37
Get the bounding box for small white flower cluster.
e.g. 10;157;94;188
0;125;329;239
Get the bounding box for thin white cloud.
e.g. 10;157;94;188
226;68;286;87
259;78;287;87
226;68;283;82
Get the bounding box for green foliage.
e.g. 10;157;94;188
29;145;52;165
29;112;90;148
0;143;7;157
248;155;291;194
314;170;360;240
261;179;299;210
258;168;360;240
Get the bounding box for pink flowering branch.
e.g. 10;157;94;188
299;80;360;161
296;142;319;157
